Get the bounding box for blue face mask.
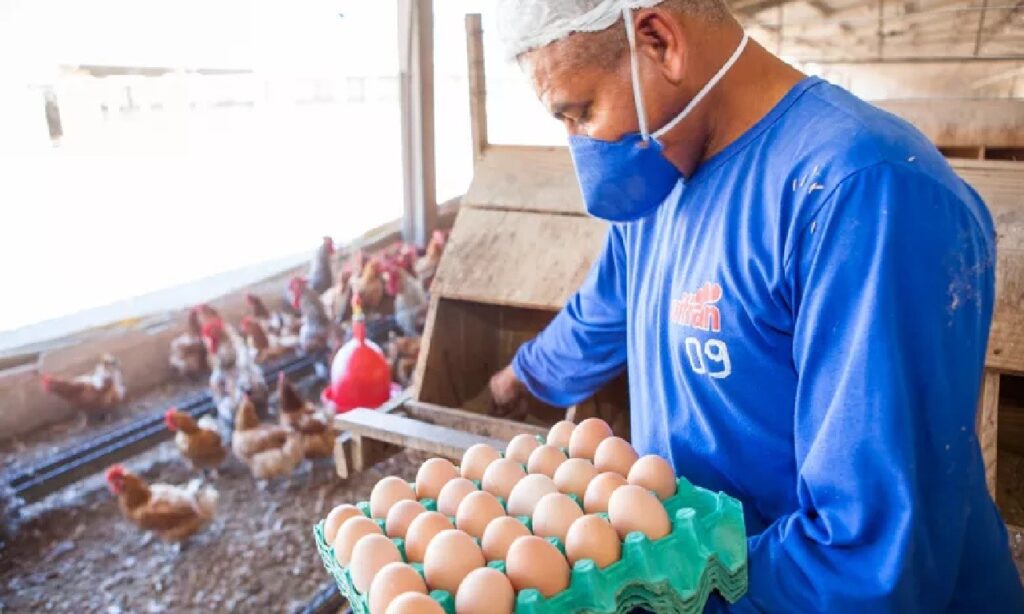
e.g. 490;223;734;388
569;9;750;222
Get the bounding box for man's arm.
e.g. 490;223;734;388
737;163;1019;612
493;225;629;408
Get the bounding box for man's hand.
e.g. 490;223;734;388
489;365;525;408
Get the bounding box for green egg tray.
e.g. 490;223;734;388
314;475;746;614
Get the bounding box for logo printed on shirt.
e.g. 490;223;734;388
670;282;723;332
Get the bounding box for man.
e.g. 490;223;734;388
489;0;1024;611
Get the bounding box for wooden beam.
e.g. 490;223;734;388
465;14;488;164
978;370;1000;497
403;399;548;441
334;408;508;461
398;0;437;248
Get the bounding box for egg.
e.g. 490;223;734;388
456;490;506;539
504;434;541;465
627;455;678;500
437;477;477;516
386;499;426;539
385;592;445;614
583;472;627;513
455;567;515;614
553;458;598;499
546;420;575;449
568;418;612;460
593;436;638;477
526;444;567;478
324;504;363;544
506;473;559;516
371;477;416;519
480;516;531;562
608;484;670;541
565;514;621;569
350;533;403;593
334;516;384;566
505;535;570;598
415;457;460;500
481;458;527;500
532;492;583;543
461;444;501;481
404;511;454;563
369;562;428;614
423;529;486;594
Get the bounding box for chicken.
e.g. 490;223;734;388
232;394;305;481
168;307;209;379
204;319;269;429
288;276;338;357
165;409;227;475
415;230;447;288
384;263;428;337
245;293;297;337
195;304;223;327
277;373;333;459
387;332;421;388
353;259;390;315
308;236;336;295
40;354;126;413
320;268;354;325
239;316;297;364
104;465;218;542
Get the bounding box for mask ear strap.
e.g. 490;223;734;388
623;8;650;142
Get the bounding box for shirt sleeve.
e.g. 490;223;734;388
738;162;1003;612
511;225;628;408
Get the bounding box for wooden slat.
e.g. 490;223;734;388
979;370;1000;497
334;408;507;461
877;99;1024;148
462;145;584;215
403;399;548;441
465;14;488;163
433;207;607;310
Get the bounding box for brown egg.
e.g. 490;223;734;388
526;444;567;478
415;457;460;500
461;444;501;481
506;535;570;598
608;484;670;541
480;516;532;562
506;474;559;517
546;420;575;449
351;533;403;593
456;490;506;539
437;477;477;516
593;436;638;477
423;529;486;594
324;504;363;544
505;434;541;465
481;458;527;500
532;492;583;543
334;516;384;566
553;458;598;499
371;477;417;519
627;455;678;500
455;567;515;614
386;499;427;539
369;562;428;614
565;515;621;569
583;472;627;513
385;592;445;614
404;511;454;563
568;418;612;460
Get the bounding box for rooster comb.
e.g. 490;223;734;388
105;465;126;482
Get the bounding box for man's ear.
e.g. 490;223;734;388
634;8;687;84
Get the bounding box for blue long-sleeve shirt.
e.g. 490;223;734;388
512;77;1024;612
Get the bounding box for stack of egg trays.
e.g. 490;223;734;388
314;475;746;614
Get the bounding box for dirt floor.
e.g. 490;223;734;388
0;437;426;614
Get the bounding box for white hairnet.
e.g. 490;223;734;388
496;0;665;60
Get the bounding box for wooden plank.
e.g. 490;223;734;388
334;408;508;461
403;399;548;441
979;369;1000;497
876;99;1024;147
465;14;488;163
462;145;584;215
398;0;437;246
433;207;607;310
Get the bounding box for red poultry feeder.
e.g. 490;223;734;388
321;296;392;414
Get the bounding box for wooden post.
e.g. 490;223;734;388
398;0;438;247
978;369;1000;497
465;14;489;163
